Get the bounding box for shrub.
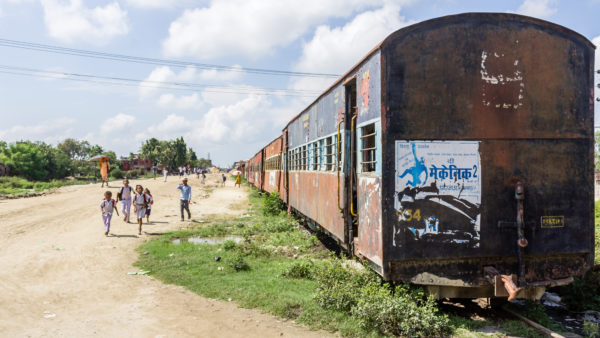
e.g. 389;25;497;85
236;240;271;258
556;267;600;311
313;258;450;337
110;168;124;179
281;260;314;279
583;321;600;338
263;190;285;216
351;283;450;337
222;240;237;251
313;258;377;312
265;217;295;233
229;252;250;271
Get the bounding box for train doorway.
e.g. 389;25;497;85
344;77;358;251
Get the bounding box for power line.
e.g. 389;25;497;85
0;38;340;78
0;64;322;97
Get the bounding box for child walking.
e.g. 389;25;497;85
177;178;192;221
144;188;153;223
118;179;133;223
132;185;148;235
100;191;119;236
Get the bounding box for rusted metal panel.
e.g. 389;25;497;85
247;150;263;189
380;13;595;286
356;176;383;267
263;170;280;194
288;171;346;241
264;136;282;158
389;254;589;288
356;51;382;124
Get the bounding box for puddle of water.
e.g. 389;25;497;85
172;236;244;245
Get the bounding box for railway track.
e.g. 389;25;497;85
439;298;586;337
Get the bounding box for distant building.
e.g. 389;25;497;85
120;155;152;172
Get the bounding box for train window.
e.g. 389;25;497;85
301;145;306;170
292;148;298;171
335;134;342;171
325;136;333;171
360;123;376;172
318;139;324;170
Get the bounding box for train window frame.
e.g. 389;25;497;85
312;142;318;170
360;123;376;173
301;145;307;171
325;136;333;171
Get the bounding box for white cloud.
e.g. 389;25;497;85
100;113;136;135
157;93;203;110
139;65;244;109
142;95;272;145
147;113;191;137
125;0;190;9
195;95;271;142
41;0;129;44
162;0;385;60
0;118;75;144
515;0;557;18
290;3;411;93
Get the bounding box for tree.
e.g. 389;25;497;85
0;142;47;180
89;144;104;157
197;158;212;168
140;137;160;165
187;147;198;167
174;137;187;167
37;142;70;179
158;140;176;170
57;138;91;160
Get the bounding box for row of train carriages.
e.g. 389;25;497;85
243;13;596;301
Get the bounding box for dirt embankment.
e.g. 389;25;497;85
0;174;328;337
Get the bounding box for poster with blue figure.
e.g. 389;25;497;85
394;141;481;248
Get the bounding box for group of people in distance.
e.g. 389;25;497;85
100;171;241;237
99;176;195;237
159;166;207;183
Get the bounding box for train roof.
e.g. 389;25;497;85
282;12;595;130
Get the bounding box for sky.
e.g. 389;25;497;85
0;0;598;167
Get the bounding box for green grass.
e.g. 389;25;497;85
133;186;600;336
0;176;92;195
135;185;371;336
135;235;368;335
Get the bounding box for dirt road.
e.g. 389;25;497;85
0;174;328;337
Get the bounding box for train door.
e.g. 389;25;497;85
344;78;358;250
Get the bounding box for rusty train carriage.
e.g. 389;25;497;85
245;13;595;300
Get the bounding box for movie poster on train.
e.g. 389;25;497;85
394;141;481;248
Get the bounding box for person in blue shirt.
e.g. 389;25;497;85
177;178;192;221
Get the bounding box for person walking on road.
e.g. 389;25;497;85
118;178;133;223
144;188;153;224
177;178;192;221
100;191;119;236
235;173;241;188
221;173;226;187
163;168;168;182
132;185;148;235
